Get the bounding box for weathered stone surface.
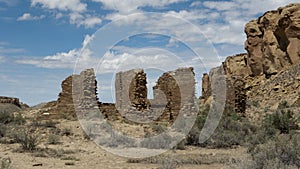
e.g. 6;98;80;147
115;69;150;114
153;67;196;122
201;73;211;100
115;67;196;123
202;3;300;115
245;3;300;77
201;65;246;114
0;96;29;110
41;68;99;119
129;70;150;111
0;96;21;107
223;53;250;77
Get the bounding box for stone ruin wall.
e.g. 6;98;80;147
47;67;196;123
153;67;196;122
115;67;196;123
44;68;99;119
201;54;248;114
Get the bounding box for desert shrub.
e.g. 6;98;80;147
32;120;57;128
264;109;299;134
187;109;257;148
13;113;26;125
278;100;289;109
13;130;39;151
0;111;26;125
0;111;13;124
251;134;300;169
0;157;11;169
202;116;256;148
47;134;61;145
157;157;178;169
225;155;256;169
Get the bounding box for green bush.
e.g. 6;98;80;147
14;130;39;151
0;157;11;169
0;111;13;124
13;113;26;125
187;109;257;148
251;134;300;169
264;109;299;134
0;111;26;125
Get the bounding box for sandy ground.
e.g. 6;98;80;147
0;120;248;169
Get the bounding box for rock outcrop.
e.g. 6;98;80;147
0;96;22;108
201;3;300;116
245;3;300;77
0;96;29;113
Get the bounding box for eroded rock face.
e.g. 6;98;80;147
0;96;29;113
245;3;300;77
223;53;250;77
0;96;21;107
201;4;300;115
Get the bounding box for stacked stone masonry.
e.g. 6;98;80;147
115;67;196;123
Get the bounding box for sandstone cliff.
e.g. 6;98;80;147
245;3;300;77
201;3;300;117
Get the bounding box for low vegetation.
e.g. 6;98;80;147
13;130;39;151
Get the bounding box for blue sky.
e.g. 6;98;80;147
0;0;297;106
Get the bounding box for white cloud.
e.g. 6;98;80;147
17;0;296;70
166;38;179;48
17;13;45;21
190;1;201;7
93;0;187;14
16;35;95;70
29;0;102;28
69;13;102;28
98;50;181;74
31;0;87;12
203;1;238;11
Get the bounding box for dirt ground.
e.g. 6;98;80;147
0;119;249;169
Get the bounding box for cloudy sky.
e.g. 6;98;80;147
0;0;296;106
